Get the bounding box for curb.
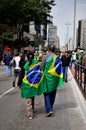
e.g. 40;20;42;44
69;69;86;125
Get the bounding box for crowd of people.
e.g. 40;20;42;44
0;46;86;120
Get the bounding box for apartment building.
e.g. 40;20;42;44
77;19;86;50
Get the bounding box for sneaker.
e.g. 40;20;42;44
13;82;15;87
29;117;33;120
46;111;53;117
65;80;67;82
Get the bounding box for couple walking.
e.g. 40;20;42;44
18;45;64;120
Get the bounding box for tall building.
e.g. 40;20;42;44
56;36;60;48
48;24;57;45
77;19;86;50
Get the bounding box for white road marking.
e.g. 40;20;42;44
0;87;15;98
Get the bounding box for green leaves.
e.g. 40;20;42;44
0;0;55;25
0;0;55;43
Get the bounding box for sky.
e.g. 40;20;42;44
51;0;86;46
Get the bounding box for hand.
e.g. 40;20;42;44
17;86;21;89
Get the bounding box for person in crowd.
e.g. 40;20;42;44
19;52;25;68
70;52;76;68
12;52;22;87
61;51;70;82
81;51;86;84
68;51;72;68
4;52;13;76
17;51;43;120
82;52;86;67
38;52;43;62
76;52;81;63
40;45;63;117
0;51;3;65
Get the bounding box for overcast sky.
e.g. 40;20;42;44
51;0;86;46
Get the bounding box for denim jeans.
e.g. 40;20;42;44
63;66;68;81
6;65;12;76
44;90;57;113
13;69;20;85
70;60;76;68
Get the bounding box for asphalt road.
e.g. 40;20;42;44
0;65;86;130
0;66;24;130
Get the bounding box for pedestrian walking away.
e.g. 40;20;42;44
17;51;43;120
41;45;64;117
11;52;22;87
4;52;13;77
0;50;3;65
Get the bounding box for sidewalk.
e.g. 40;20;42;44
35;69;86;130
61;69;86;130
0;63;86;130
13;69;86;130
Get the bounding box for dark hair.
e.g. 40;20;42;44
27;51;34;65
48;45;55;53
19;54;25;68
15;52;19;56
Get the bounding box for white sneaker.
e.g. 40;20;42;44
29;117;33;120
46;111;53;117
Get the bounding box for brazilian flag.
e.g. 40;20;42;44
21;60;44;98
42;54;64;93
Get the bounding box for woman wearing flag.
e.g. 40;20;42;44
17;51;43;120
41;45;64;117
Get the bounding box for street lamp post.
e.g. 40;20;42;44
65;23;71;50
73;0;77;50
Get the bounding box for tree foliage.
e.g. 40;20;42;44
0;0;55;25
0;0;55;44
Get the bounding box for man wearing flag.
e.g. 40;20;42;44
41;45;64;117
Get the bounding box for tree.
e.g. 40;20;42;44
0;0;55;25
0;0;55;47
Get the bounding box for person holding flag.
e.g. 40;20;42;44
41;45;64;117
17;51;43;120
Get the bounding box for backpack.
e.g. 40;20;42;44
10;59;16;67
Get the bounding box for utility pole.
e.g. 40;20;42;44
73;0;77;50
65;23;71;50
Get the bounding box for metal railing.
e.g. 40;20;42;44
74;62;86;94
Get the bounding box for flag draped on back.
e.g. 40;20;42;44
42;54;64;93
21;60;43;98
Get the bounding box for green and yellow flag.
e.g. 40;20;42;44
42;54;64;93
21;60;43;98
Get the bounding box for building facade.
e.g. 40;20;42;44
77;19;86;50
48;24;57;45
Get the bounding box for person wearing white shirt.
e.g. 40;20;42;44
12;52;22;87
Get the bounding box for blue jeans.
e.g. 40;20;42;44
44;90;57;113
70;60;76;68
6;65;12;76
63;66;68;81
13;69;20;84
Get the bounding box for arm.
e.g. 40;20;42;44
17;67;25;88
40;55;46;70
